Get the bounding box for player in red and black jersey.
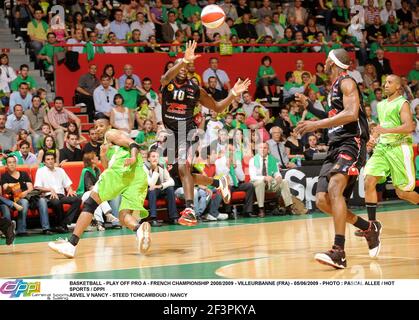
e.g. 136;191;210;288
160;41;251;226
295;49;376;269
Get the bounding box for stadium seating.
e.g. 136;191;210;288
413;144;419;187
12;141;419;221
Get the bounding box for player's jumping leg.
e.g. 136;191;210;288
119;209;151;254
193;174;231;204
48;193;101;258
48;192;102;258
178;163;198;226
314;174;350;269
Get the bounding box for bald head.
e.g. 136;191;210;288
387;74;401;85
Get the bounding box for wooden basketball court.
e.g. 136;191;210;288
1;203;418;279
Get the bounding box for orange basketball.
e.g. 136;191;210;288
201;4;226;29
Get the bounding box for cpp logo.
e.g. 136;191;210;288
0;280;41;298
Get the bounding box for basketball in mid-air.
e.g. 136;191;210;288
201;5;226;29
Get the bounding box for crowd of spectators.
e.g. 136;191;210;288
6;0;418;62
0;0;418;238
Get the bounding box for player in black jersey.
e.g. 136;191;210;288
160;41;251;226
295;49;377;269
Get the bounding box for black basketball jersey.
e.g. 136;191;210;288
326;73;369;146
161;79;200;132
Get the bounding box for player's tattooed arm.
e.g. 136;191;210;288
160;40;201;87
374;102;415;135
199;78;251;113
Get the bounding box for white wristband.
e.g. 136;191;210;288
231;88;238;97
182;58;190;64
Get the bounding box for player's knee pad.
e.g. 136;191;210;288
82;197;99;215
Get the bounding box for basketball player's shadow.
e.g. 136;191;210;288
0;250;40;255
49;260;78;276
127;248;188;257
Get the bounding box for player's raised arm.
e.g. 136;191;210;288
199;78;251;113
160;40;201;87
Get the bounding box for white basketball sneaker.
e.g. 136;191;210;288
48;238;76;259
136;222;151;254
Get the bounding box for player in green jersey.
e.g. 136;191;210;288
48;113;150;258
361;75;419;257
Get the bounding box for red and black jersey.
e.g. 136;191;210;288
327;73;369;146
161;79;200;133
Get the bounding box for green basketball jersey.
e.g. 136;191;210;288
377;95;412;145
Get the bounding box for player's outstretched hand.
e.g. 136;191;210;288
295;120;318;135
124;157;136;167
232;78;251;96
184;40;201;63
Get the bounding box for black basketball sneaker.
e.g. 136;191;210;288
354;221;382;257
315;245;347;269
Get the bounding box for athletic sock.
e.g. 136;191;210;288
186;200;194;209
211;179;220;188
69;234;79;246
353;216;370;231
365;202;377;221
334;234;345;249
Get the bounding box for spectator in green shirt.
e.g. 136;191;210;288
127;29;145;53
324;31;342;55
407;61;419;89
10;64;37;94
369;34;385;59
118;77;140;110
384;15;398;37
163;0;184;24
135;119;157;149
245;37;259;53
230;35;243;53
289;101;302;127
292;31;308;53
283;71;304;101
301;72;320;97
37;32;64;72
288;97;317;127
400;32;418;53
258;35;279;53
82;31;105;57
231;108;248;130
256;56;281;102
188;13;204;35
226;18;238;37
278;28;294;53
385;33;401;53
182;0;202;23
